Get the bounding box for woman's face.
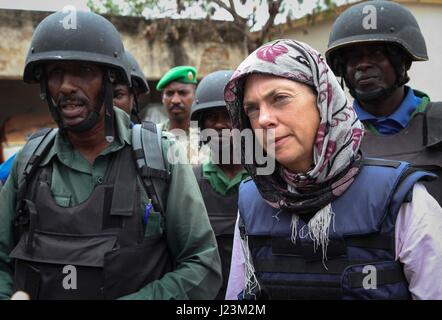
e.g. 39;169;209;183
243;74;319;173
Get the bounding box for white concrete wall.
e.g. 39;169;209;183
271;1;442;101
404;3;442;101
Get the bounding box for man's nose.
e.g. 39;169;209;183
59;73;78;95
171;92;181;104
354;53;374;71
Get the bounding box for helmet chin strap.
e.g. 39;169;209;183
351;85;397;103
39;69;115;142
65;109;101;133
103;71;115;143
130;92;142;124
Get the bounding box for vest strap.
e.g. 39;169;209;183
348;265;406;288
254;258;374;274
261;278;342;300
18;128;58;183
361;158;401;168
14;129;57;244
346;234;394;251
192;164;202;186
141;166;170;180
109;147;136;216
132;122;170;215
249;233;395;251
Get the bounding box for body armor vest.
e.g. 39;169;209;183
361;102;442;204
238;159;434;300
10;146;174;299
193;164;238;300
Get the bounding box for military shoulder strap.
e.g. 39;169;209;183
132;121;170;216
424;101;442;148
13;127;58;243
16;128;58;191
192;164;202;180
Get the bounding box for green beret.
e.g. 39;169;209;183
156;66;197;91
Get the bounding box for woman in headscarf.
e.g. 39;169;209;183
224;39;442;300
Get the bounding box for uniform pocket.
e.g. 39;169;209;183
144;210;164;239
103;236;174;299
10;230;118;267
53;194;71;207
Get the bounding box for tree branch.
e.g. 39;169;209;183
210;0;252;41
259;0;283;42
211;0;245;25
211;0;233;16
228;0;240;22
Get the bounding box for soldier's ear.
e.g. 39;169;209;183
403;55;412;71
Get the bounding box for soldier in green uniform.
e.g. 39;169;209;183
191;70;248;300
0;11;221;300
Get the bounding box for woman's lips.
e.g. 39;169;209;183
274;135;289;147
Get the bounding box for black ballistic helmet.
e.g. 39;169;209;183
125;51;149;95
124;51;149;123
24;10;131;85
191;70;234;125
23;10;131;141
326;0;428;77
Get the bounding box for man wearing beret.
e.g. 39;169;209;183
157;66;209;164
156;66;197;134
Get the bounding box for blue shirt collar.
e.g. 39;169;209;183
353;87;422;134
0;154;16;182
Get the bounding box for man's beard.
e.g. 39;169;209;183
56;93;100;132
345;77;397;104
169;104;187;121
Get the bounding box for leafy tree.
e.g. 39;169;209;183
88;0;337;52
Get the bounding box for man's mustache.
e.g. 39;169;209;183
169;104;185;111
354;70;379;82
57;94;89;107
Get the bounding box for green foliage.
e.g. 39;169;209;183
87;0;337;52
87;0;123;15
87;0;336;21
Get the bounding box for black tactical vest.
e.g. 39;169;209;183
361;102;442;205
192;164;238;300
10;146;174;299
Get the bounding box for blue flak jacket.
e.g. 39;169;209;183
238;159;434;300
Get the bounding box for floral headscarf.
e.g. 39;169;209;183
224;39;364;215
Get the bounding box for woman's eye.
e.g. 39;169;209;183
245;106;258;117
274;95;288;103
